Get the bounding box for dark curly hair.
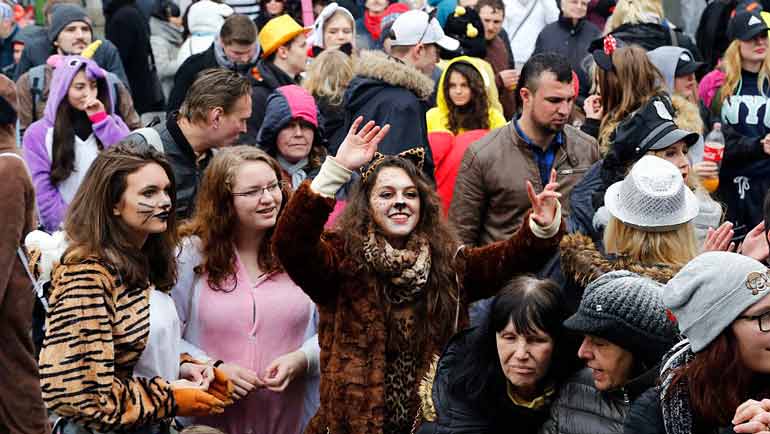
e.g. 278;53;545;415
443;61;490;134
180;146;291;292
335;156;460;349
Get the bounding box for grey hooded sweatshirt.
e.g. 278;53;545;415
647;45;706;164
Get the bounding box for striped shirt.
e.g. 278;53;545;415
38;259;176;432
225;0;260;20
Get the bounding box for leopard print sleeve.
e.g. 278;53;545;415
38;260;175;432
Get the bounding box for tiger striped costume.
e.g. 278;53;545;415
38;259;176;432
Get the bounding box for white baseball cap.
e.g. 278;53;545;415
389;10;459;51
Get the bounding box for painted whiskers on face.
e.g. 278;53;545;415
136;200;172;225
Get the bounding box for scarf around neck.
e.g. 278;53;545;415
363;227;431;304
363;10;385;42
214;37;259;74
277;155;308;189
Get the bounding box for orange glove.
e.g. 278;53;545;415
207;368;235;405
173;388;226;417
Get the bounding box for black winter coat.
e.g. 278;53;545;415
534;16;601;98
105;1;164;114
166;44;218;114
249;60;300;142
624;387;737;434
316;95;347;151
608;23;701;59
712;122;770;240
339;50;436;180
540;367;658;434
416;329;553;434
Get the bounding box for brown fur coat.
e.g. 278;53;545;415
273;182;564;434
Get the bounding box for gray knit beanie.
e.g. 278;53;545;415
48;4;92;43
664;251;769;352
564;270;679;366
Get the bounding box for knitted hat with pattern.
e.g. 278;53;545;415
564;270;679;366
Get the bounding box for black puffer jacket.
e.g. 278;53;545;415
608;22;701;59
539;366;659;434
416;328;555;434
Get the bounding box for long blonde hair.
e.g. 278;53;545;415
717;40;770;109
604;217;698;268
604;0;664;34
596;46;666;153
304;49;354;106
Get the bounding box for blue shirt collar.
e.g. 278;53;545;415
513;116;563;150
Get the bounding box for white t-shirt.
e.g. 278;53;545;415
134;288;182;382
44;129;100;205
503;0;560;63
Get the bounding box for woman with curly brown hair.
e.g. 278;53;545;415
173;146;319;434
273;116;565;434
426;56;505;213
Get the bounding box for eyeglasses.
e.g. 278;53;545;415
231;181;285;199
738;311;770;332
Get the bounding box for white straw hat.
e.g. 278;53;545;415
604;155;699;232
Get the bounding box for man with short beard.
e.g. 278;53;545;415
14;4;140;133
450;52;599;247
15;4;127;82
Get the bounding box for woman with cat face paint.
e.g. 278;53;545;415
38;142;234;434
273;116;566;434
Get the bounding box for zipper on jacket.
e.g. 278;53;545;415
558;167;590;176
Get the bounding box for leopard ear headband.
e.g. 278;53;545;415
360;148;426;183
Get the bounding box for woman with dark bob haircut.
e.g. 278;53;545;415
273;117;565;434
416;276;580;433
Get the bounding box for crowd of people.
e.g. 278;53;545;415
6;0;770;433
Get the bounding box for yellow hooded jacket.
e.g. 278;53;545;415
426;56;506;134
